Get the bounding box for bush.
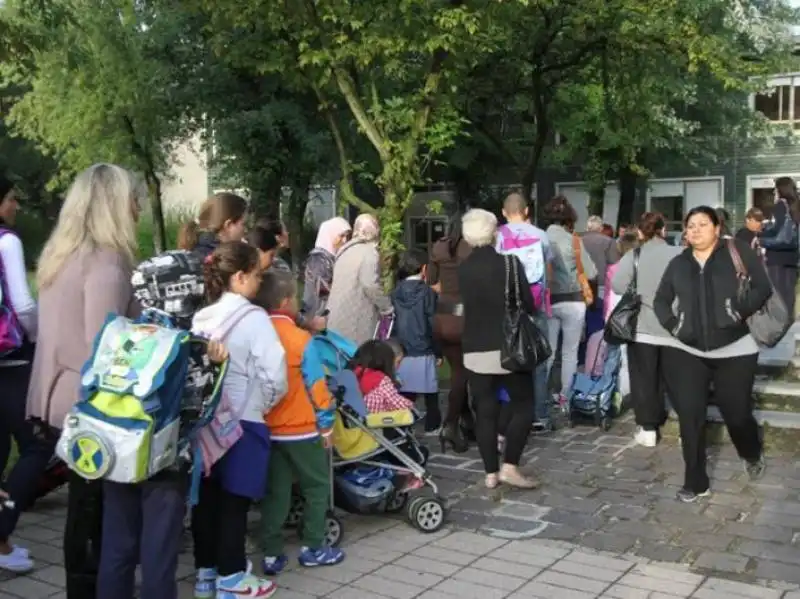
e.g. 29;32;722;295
136;210;191;259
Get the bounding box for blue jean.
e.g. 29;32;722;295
533;314;551;422
97;479;186;599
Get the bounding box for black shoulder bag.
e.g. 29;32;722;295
500;255;552;372
604;248;642;345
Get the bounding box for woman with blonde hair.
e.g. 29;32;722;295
326;213;393;345
12;164;144;597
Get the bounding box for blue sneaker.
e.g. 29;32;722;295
194;567;217;599
298;546;346;568
261;555;289;576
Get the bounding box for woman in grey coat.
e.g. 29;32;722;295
611;212;682;448
326;213;393;345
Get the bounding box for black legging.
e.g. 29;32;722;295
466;370;535;474
442;342;470;425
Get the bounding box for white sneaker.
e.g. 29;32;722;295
634;427;657;448
0;546;33;573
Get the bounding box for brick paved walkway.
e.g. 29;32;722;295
3;413;800;597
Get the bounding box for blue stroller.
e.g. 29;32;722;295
567;332;621;431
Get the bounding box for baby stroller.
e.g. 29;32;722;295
567;330;621;431
284;330;446;545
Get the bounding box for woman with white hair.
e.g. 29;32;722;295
326;213;393;345
15;164;144;596
459;209;539;489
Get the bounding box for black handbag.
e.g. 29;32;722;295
604;248;642;344
500;254;552;372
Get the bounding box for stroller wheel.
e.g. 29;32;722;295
407;497;446;533
323;512;344;547
285;495;304;528
385;491;409;514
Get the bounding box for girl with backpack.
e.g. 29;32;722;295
0;175;38;574
190;241;288;599
178;192;249;259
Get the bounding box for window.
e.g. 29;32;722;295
408;217;447;252
753;75;800;128
650;195;684;232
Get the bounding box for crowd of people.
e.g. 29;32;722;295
0;163;793;598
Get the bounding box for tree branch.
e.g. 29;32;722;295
333;68;389;162
312;84;376;215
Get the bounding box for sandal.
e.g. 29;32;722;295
485;473;499;489
499;465;539;489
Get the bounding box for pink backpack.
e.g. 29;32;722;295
0;229;24;356
195;304;261;474
498;225;550;314
584;330;608;377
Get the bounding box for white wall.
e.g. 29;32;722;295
160;134;209;215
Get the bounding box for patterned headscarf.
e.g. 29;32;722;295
352;213;379;242
314;217;352;255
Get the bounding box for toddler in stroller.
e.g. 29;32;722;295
285;333;446;539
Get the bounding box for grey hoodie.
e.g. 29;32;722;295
610;237;682;340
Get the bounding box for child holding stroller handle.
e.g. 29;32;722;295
255;270;347;576
390;249;443;433
191;241;288;599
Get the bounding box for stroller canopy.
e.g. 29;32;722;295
311;330;367;417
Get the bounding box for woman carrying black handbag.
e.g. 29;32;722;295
610;213;682;449
458;209;541;490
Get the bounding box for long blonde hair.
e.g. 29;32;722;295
37;163;144;289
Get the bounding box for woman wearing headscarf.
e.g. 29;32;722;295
326;214;393;345
302;217;352;320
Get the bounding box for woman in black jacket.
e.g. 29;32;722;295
654;206;771;503
458;209;538;490
760;177;800;317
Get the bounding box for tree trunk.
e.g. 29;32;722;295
588;185;605;219
617;165;638;229
147;173;166;253
284;179;311;269
247;175;283;221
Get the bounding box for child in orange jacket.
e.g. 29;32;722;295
254;271;345;575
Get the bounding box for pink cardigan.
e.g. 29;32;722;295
26;249;141;429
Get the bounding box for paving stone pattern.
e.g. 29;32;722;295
429;416;800;585
3;414;800;597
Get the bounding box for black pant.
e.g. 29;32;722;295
192;477;251;576
0;343;34;473
64;474;103;599
98;479;186;599
442;343;470;425
627;342;668;430
661;347;762;493
467;370;535;474
0;422;57;542
767;264;798;319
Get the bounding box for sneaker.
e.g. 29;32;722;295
424;427;442;438
261;555;289;576
0;546;33;573
194;567;217;599
216;571;277;599
298;546;346;568
532;420;554;433
676;488;711;503
634;427;657;448
745;456;766;481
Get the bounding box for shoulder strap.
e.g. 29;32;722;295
335;239;367;262
572;234;585;276
216;304;262;341
726;239;747;278
631;248;641;293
